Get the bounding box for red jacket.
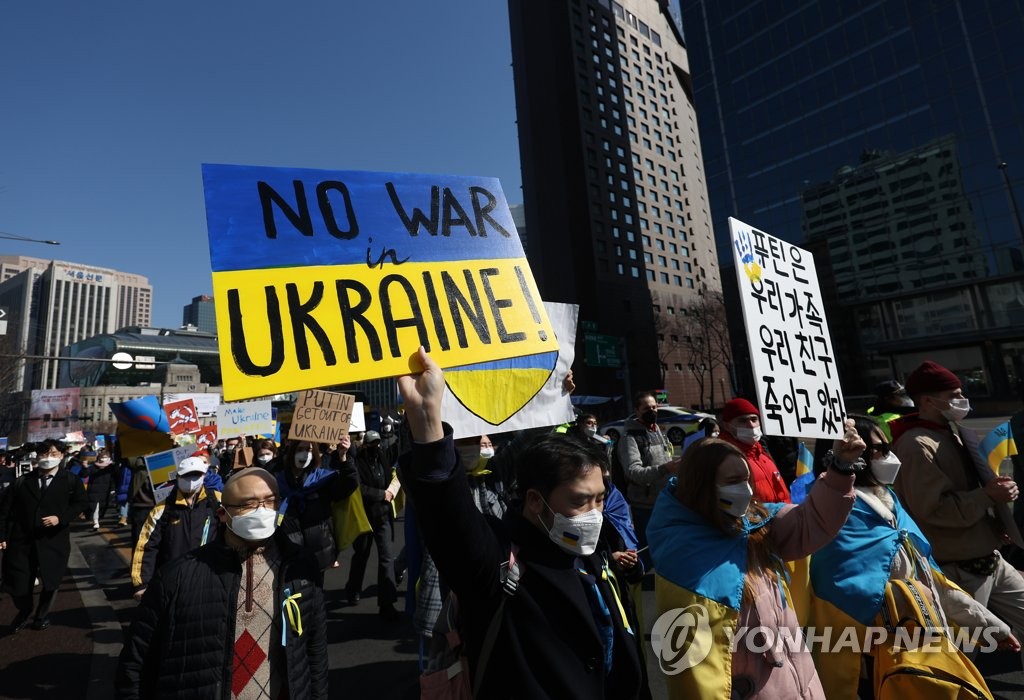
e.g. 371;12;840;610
721;433;791;504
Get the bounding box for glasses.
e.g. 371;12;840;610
869;442;891;456
223;497;278;515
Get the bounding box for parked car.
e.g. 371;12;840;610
599;406;713;445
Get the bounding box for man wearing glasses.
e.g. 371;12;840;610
117;468;329;699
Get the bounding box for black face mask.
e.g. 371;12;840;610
641;409;658;426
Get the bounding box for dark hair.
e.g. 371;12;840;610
698;417;720;436
576;412;598;425
38;439;66;455
515;433;608;499
255;439;277;456
847;413;885;488
633;390;656;409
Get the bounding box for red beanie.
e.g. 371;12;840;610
722;398;759;423
905;361;961;397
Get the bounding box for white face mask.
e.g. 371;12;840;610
294;451;313;469
717;481;753;517
583;426;597;438
96;458;113;467
479;447;495;459
256;453;273;465
178;474;205;494
37;457;61;472
227;507;278;542
870;452;902;485
733;427;762;445
538;498;603;556
940;397;970;422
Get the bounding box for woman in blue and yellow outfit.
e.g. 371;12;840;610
809;414;1017;699
647;422;863;700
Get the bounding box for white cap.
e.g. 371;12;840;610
176;456;209;477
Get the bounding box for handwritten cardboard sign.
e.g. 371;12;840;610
730;217;844;440
145;445;199;503
203;164;558;401
216;400;274;439
288;390;355;444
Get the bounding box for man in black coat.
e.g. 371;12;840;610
117;467;328;700
0;439;88;631
397;349;650;700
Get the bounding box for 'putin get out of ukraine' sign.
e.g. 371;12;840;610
203;164;557;401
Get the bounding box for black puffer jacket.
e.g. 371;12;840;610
116;534;328;700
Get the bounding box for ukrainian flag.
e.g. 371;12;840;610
979;421;1018;472
789;442;815;504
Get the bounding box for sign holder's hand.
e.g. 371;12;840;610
832;418;866;464
397;346;445;444
41;515;59;527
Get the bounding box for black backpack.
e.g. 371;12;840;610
610;429;652;493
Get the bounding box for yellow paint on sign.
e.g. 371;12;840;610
213;257;557;401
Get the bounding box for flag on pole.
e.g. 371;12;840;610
979;421;1018;472
789;442;816;504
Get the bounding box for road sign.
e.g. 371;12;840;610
585;333;621;368
0;306;7;336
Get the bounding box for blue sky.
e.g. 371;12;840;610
0;2;522;328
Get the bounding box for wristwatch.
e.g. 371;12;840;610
822;449;864;475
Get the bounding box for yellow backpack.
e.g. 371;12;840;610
873;578;992;700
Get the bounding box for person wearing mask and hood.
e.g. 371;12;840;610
0;439;87;632
347;430;403;617
809;414;1014;700
398;348;651;699
616;391;679;570
719;398;790;504
131;457;222;601
276;438;358;572
117;468;328;699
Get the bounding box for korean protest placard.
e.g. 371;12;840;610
442;301;577;437
203;164;558;403
145;445;199;503
288;390;355;444
216;400;274;439
163;398;201;435
729;217;845;440
27;388;81;441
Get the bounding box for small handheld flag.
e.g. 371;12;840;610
790;443;815;504
979;422;1018;472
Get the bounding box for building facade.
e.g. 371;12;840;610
0;257;153;391
181;294;217;335
681;0;1024;402
509;0;730;410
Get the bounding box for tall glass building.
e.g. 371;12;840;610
681;0;1024;401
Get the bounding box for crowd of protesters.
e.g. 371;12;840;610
0;357;1022;698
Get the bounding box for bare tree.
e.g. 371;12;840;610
0;334;30;440
678;291;733;410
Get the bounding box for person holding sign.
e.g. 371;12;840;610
131;456;222;601
117;468;328;699
719;398;791;504
0;439;87;633
277;438;358;571
648;425;862;700
397;348;650;699
892;361;1024;641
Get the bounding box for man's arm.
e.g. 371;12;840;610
131;506;164;593
116;567;167;699
620;435;672;486
894;435;993;529
63;474;88;523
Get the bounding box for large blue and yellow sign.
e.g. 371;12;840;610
203;164;558;403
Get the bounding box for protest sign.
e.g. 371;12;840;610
164;392;221;417
216;400;274;439
144;445;198;503
350;402;366;433
442;301;577;437
195;425;218;452
203;164;558;404
730;217;844;440
289;390;355;444
27;388;81;441
163;398;201;435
